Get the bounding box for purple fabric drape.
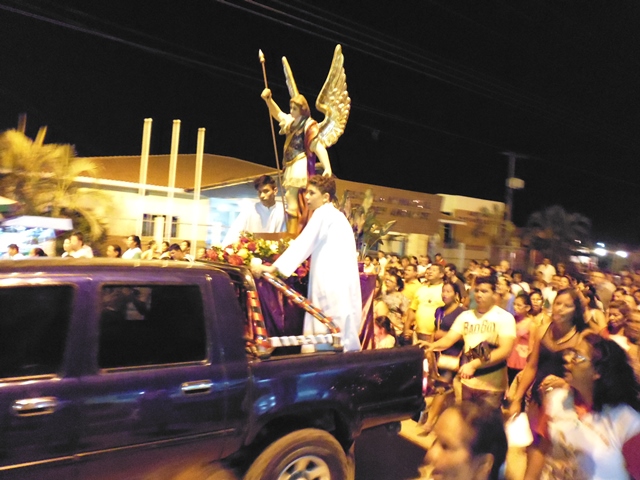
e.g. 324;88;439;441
257;273;377;350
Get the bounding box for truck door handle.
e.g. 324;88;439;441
12;397;59;416
181;380;213;395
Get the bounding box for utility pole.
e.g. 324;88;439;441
501;152;527;223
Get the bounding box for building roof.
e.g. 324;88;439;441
84;154;279;191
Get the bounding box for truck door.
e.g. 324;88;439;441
0;283;81;480
76;277;230;479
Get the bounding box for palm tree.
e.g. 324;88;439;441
525;205;591;263
0;128;110;240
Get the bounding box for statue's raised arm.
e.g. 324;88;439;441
260;45;350;235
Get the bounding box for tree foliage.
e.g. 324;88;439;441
525;205;591;263
0;128;110;241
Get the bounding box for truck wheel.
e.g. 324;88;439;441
244;428;352;480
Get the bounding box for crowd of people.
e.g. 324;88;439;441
371;253;640;479
4;210;640;477
1;233;204;262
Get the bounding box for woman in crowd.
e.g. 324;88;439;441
381;271;410;338
373;316;396;349
106;244;122;258
580;286;607;334
373;276;390;319
529;288;549;327
496;275;515;315
533;334;640;479
29;247;47;257
140;240;159;260
122;235;142;259
507;292;533;386
159;241;171;259
425;401;508;480
507;288;590;478
422;280;465;433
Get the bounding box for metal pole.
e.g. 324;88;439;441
505;153;516;223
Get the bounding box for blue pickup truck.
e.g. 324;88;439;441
0;259;424;480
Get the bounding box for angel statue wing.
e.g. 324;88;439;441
282;56;299;98
316;45;351;148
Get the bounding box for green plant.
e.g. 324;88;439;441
339;188;395;260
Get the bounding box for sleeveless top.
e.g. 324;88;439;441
532;323;580;403
435;305;465;357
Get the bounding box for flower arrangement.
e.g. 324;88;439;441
339;188;396;261
206;233;309;277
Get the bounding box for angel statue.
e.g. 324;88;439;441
261;44;350;234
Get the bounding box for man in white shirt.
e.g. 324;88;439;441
68;232;94;258
4;244;24;259
536;257;556;284
426;275;516;409
222;175;286;245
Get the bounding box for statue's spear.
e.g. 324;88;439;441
258;49;287;220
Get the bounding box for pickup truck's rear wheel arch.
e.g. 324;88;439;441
243;428;353;480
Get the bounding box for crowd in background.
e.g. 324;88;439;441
0;233;204;262
4;236;640;478
371;251;640;479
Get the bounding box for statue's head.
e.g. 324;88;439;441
290;94;310;119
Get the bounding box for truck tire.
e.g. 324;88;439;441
244;428;352;480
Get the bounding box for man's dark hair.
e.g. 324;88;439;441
8;244;18;251
111;244;122;257
431;263;444;275
254;175;277;190
71;231;84;244
445;262;458;272
168;243;182;252
475;275;497;291
453;401;508;480
128;235;141;248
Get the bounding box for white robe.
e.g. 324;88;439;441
223;200;286;245
274;203;362;352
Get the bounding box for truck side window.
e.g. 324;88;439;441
0;286;73;379
98;285;207;369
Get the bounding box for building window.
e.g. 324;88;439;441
443;223;454;246
142;214;178;237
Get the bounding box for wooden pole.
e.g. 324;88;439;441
258;49;287;219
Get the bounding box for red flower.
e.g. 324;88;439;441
240;237;250;244
228;254;244;266
247;241;257;252
206;250;218;261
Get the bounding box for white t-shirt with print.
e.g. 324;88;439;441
450;305;516;392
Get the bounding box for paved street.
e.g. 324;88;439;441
355;420;432;480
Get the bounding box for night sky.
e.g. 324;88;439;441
2;1;640;244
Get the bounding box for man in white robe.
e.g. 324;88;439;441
253;175;362;352
222;175;286;245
